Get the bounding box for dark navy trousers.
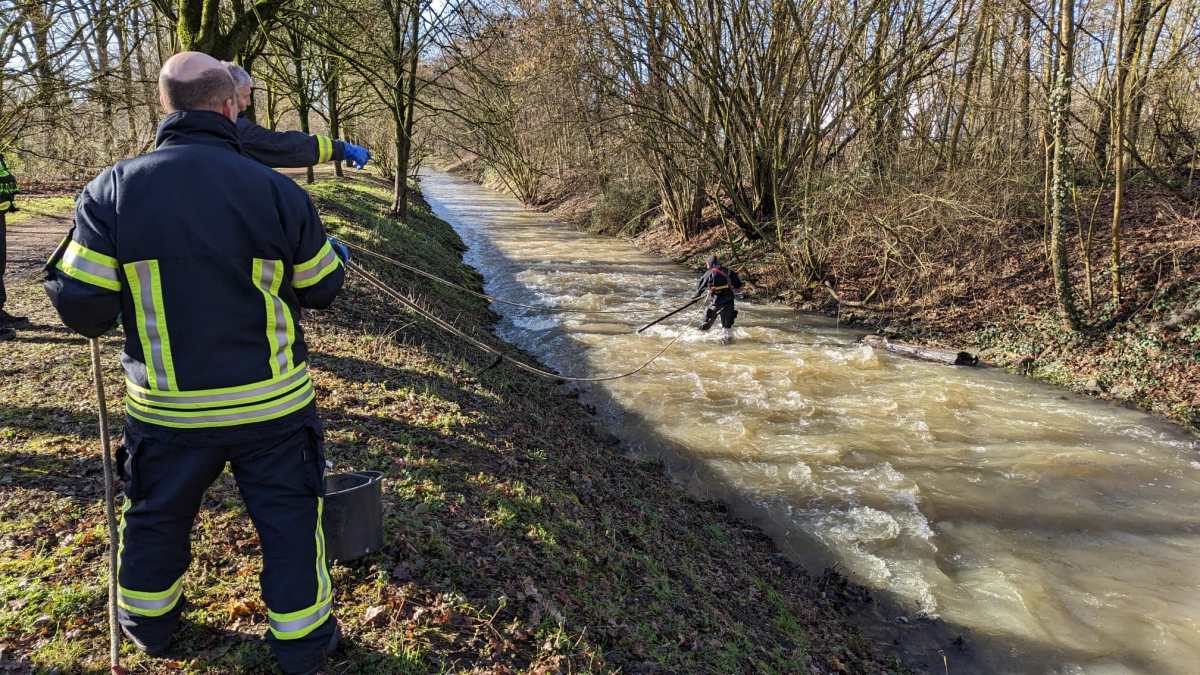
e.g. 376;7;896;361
116;413;336;673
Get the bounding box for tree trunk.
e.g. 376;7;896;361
328;67;343;178
396;0;420;221
289;29;314;184
1050;0;1082;330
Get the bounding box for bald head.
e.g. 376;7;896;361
159;52;237;120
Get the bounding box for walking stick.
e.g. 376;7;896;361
88;338;124;674
636;294;704;334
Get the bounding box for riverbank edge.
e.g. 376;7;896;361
439;162;1200;437
0;174;913;673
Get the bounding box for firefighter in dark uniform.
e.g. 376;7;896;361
0;152;29;338
695;255;743;343
225;63;370;170
44;52;346;675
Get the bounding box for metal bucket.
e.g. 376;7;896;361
322;471;384;562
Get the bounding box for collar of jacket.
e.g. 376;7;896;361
155;111;243;154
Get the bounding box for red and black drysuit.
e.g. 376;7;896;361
695;263;743;330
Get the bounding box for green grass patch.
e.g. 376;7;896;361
3;194;75;225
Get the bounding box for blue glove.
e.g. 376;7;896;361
343;143;370;169
329;236;351;263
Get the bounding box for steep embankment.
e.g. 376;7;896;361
0;175;905;673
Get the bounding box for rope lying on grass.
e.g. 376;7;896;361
346;260;684;382
339;239;664;316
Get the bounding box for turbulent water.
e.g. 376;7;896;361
419;169;1200;674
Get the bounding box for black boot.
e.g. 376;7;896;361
0;310;28;327
0;327;13;342
120;623;172;658
289;623;341;675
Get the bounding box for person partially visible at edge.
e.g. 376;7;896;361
695;255;743;344
0;152;28;341
225;62;370;170
43;51;346;675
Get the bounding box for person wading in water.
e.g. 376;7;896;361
695;255;743;344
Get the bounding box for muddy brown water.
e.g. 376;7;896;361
419;169;1200;674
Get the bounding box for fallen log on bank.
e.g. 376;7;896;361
861;334;979;366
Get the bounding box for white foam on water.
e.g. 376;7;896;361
509;315;560;332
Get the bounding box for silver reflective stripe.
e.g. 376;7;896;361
293;248;337;286
255;260;292;373
63;247;119;283
129;380;313;425
120;584;182;613
130;367;309;406
133;262;170;390
270;598;332;636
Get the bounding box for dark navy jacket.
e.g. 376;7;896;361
45;111;344;431
237;116;345;168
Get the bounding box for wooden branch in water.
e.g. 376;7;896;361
862;335;979;367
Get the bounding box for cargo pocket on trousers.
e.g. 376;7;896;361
116;430;147;501
301;424;327;498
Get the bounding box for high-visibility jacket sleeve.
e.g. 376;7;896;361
289;191;345;309
238;118;345;169
43;176;122;338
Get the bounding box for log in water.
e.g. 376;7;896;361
420;169;1200;675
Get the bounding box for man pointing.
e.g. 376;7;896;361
44;52;344;674
226;62;370;170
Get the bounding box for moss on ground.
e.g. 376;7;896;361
0;174;904;673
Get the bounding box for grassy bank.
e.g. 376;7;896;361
0;174;905;673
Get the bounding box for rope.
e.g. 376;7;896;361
347;261;683;383
339;239;663;315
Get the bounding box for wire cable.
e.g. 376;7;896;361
347;261;684;382
339;239;668;316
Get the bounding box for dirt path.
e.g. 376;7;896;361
4;210;73;275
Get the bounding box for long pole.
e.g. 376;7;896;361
89;338;122;673
636;295;704;334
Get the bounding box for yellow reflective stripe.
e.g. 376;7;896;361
125;362;307;398
126;368;311;410
254;259;282;378
316;496;329;603
269;496;333;640
118;577;183;617
126;378;313;419
67;240;118;268
117;498;129;582
282;301;296;373
293;241;341;289
294;240;333;274
124;384;315;429
315;135;332;163
125;261;177;390
56;241;121;291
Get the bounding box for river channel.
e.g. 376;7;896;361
420;169;1200;674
